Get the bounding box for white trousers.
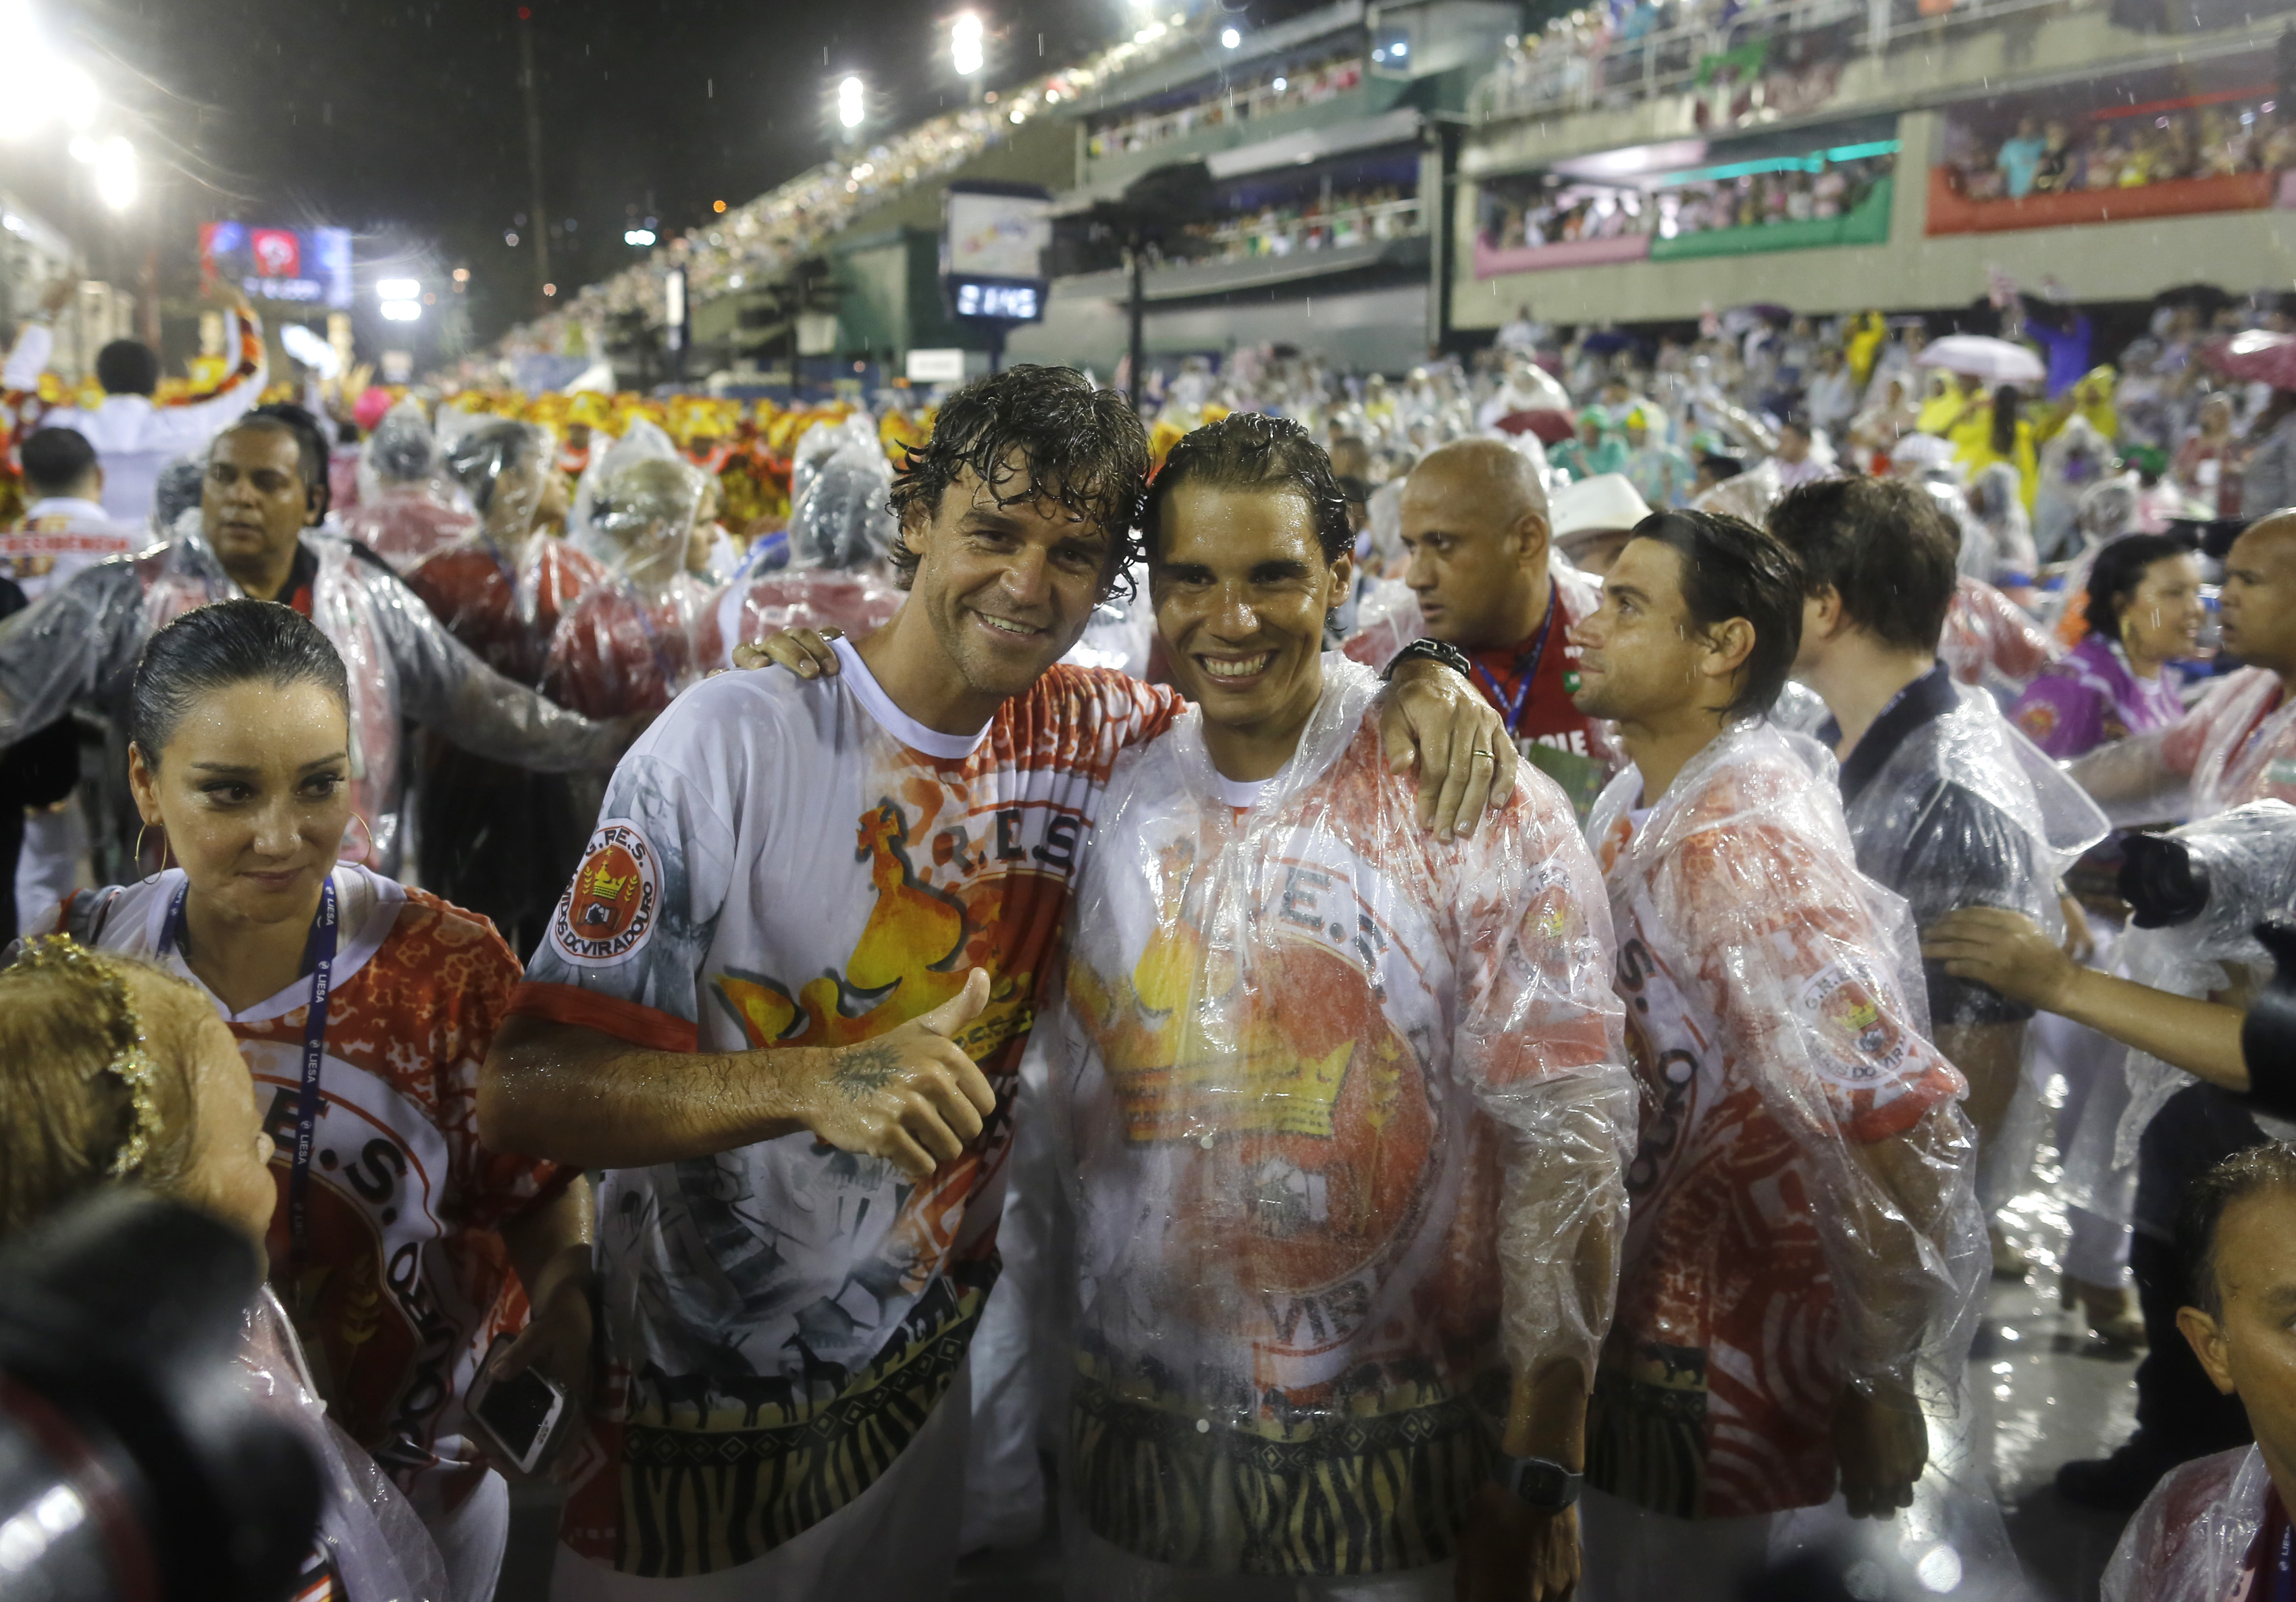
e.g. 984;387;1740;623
960;1038;1060;1553
547;1358;972;1602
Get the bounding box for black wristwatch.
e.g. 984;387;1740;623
1493;1455;1584;1510
1382;637;1473;682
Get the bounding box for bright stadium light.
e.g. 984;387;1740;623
93;136;134;211
374;277;421;301
623;227;656;246
52;62;95;130
379;300;421;322
951;12;983;76
838;74;865;129
1220;26;1240;47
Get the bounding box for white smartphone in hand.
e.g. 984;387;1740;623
466;1335;569;1475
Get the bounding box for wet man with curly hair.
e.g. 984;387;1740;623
482;367;1513;1601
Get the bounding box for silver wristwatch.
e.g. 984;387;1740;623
1493;1455;1583;1510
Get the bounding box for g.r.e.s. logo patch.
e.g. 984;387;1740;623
552;819;659;965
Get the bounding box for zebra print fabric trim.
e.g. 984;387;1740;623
1068;1364;1497;1575
612;1287;985;1577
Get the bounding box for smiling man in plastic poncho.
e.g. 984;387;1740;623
1051;413;1634;1601
1565;509;1994;1601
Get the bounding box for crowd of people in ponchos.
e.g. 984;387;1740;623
1180;181;1419;263
1946;97;2296;203
10;276;2296;1601
1083;49;1366;160
1480;152;1889;251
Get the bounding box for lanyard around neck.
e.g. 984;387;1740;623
163;877;340;1274
1469;581;1558;738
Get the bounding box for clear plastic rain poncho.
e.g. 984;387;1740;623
1047;656;1634;1580
244;1285;450;1602
2102;1447;2273;1602
1967;461;2039;587
1940;576;2060;697
543;453;712;719
343;403;479;573
568;415;682;554
409;419;602;689
2034;416;2118;565
696;415;905;669
2070;666;2296;830
1584;719;2002;1584
1690;455;1784;525
2114;802;2296;1165
0;519;625;881
405;418;618;951
1837;679;2108;1218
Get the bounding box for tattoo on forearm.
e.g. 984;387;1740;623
832;1043;903;1101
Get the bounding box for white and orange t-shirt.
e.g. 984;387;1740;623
0;496;140;598
1585;724;1967;1520
513;637;1180;1578
43;867;561;1527
1051;667;1627;1574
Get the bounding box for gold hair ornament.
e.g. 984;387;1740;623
7;935;162;1177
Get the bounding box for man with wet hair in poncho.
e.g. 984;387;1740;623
1045;412;1634;1601
1563;508;1992;1601
1766;476;2107;1281
476;367;1514;1601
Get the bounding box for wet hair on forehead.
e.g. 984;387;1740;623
128;598;350;769
1143;411;1353;567
2177;1141;2296;1320
885;364;1150;594
1627;508;1802;721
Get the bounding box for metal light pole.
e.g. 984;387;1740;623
517;9;552;305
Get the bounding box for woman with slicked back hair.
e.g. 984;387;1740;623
20;597;598;1602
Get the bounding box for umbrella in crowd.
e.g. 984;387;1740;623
2201;329;2296;390
1918;334;2047;386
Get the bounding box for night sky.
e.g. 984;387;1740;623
49;0;1177;347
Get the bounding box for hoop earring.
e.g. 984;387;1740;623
134;823;172;886
336;812;374;867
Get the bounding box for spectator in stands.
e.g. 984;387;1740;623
1804;344;1860;440
2243;390;2296;517
2173;392;2243;519
1769;412;1833;490
1998;116;2047;197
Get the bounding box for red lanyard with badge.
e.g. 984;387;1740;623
164;878;339;1274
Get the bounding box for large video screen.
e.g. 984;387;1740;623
944;189;1051;280
199;222;355;309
